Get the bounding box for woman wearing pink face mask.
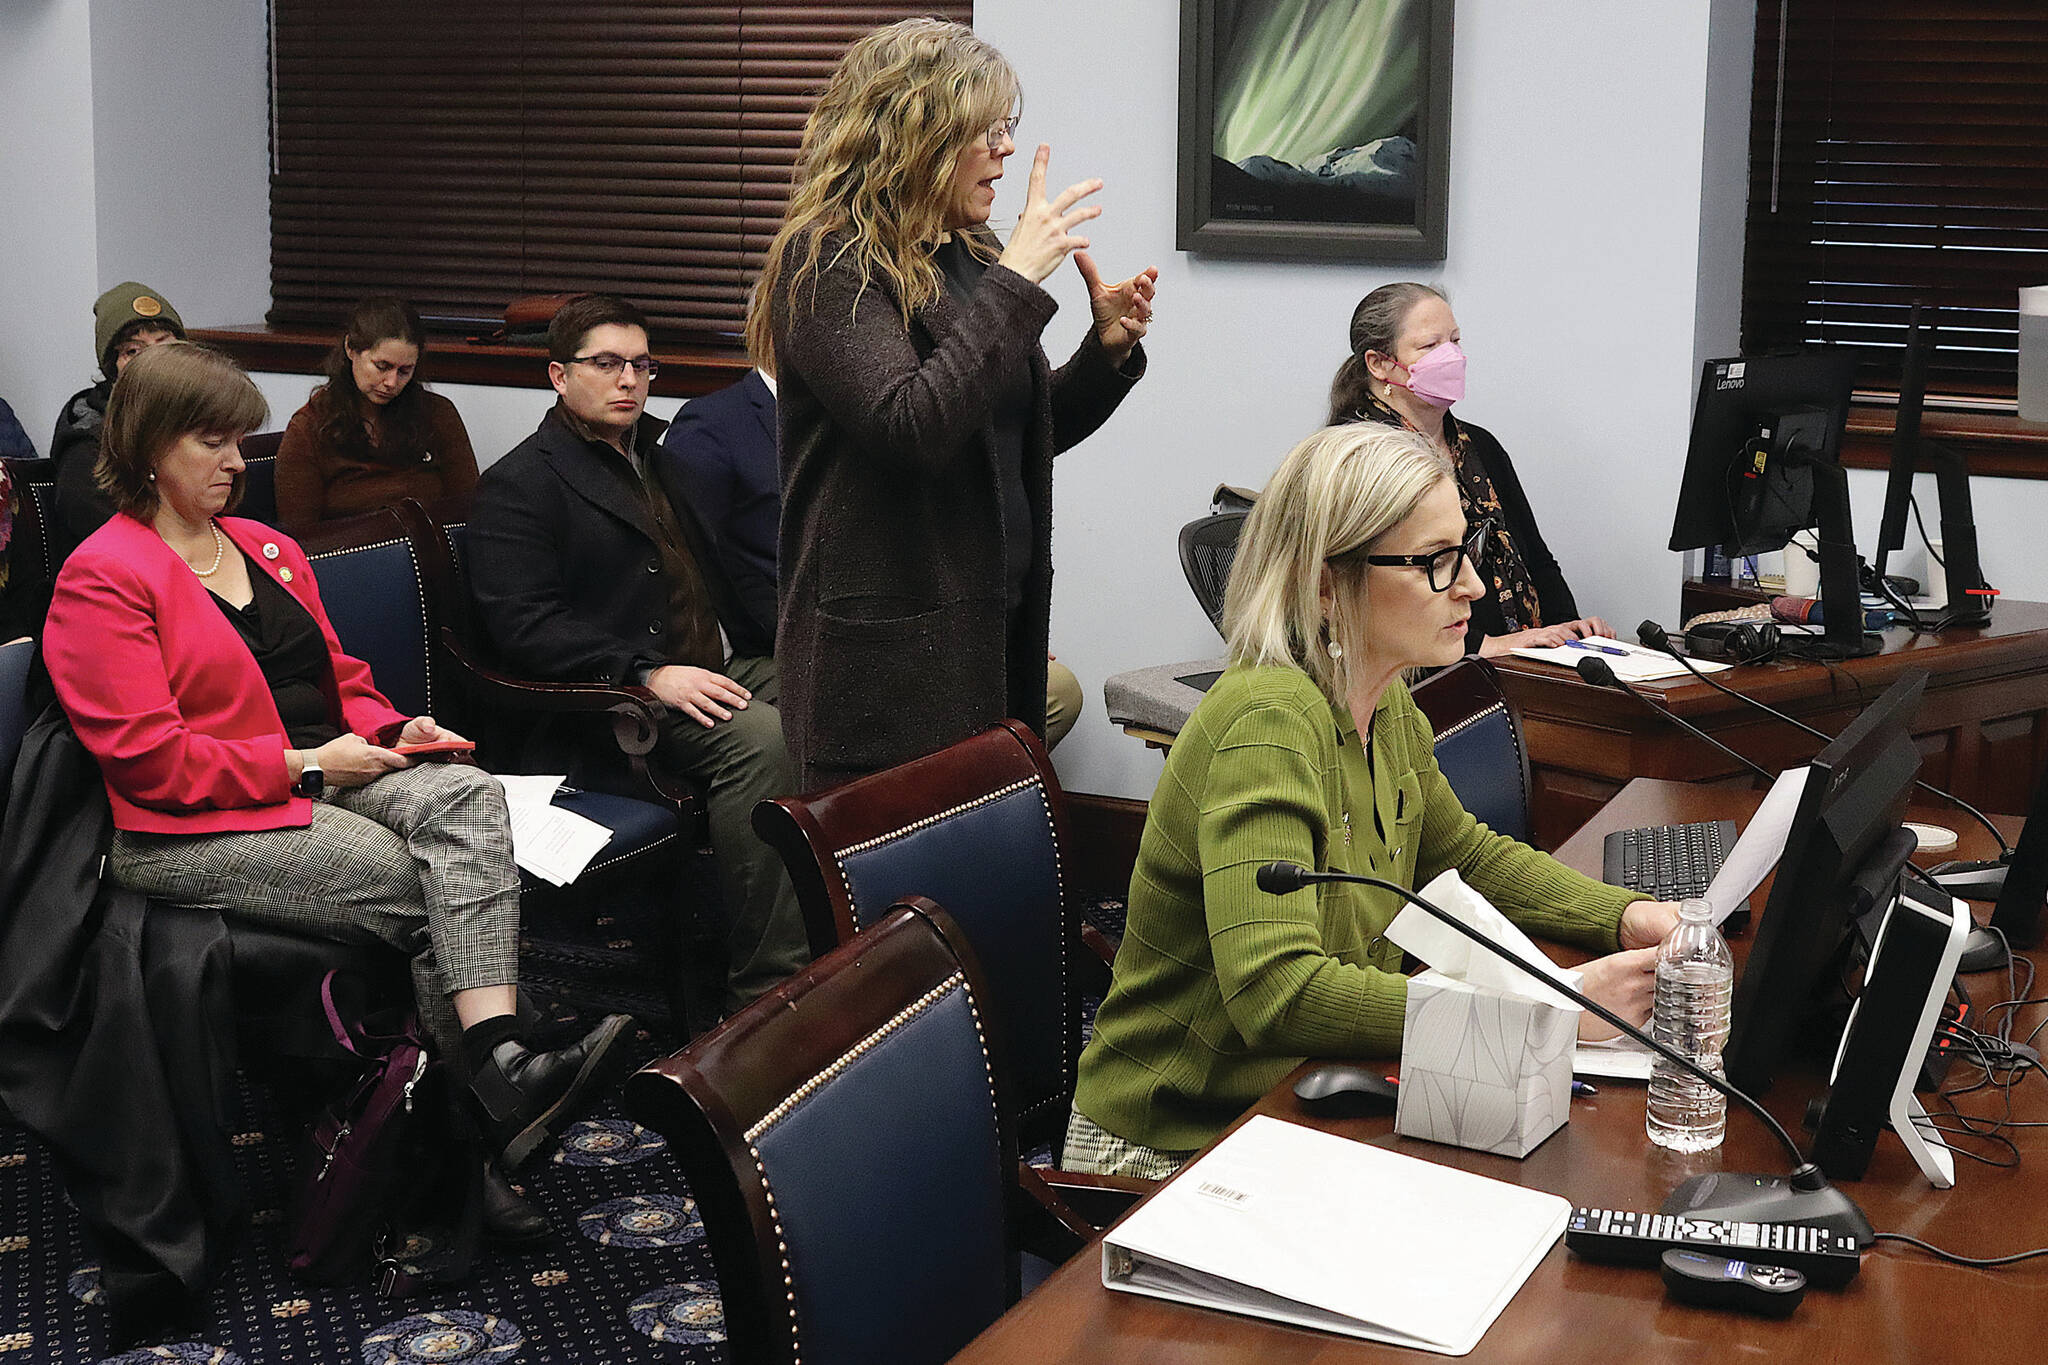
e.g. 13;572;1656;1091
1328;283;1610;658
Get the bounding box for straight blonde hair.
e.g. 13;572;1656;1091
744;18;1020;366
1223;423;1452;704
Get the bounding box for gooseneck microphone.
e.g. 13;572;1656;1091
1635;619;2011;861
1256;859;1873;1241
1572;656;1778;785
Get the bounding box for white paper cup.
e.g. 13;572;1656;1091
1783;530;1821;599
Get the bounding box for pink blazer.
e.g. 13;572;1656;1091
44;513;408;834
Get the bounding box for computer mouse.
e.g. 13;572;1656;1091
1292;1064;1400;1116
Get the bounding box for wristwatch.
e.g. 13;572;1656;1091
293;756;324;799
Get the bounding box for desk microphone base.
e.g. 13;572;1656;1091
1661;1171;1876;1249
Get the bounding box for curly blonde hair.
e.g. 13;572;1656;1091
744;18;1019;366
1223;424;1452;705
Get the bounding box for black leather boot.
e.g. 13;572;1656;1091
481;1161;550;1246
470;1012;633;1170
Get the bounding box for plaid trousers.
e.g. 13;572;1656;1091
109;761;521;1060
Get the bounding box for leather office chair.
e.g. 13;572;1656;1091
752;720;1110;1154
1;458;56;633
1411;656;1534;844
622;899;1099;1365
235;430;282;526
0;638;35;802
1178;509;1247;637
382;499;717;1031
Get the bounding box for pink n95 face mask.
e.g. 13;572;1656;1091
1398;341;1466;408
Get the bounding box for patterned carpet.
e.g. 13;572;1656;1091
0;1030;731;1365
2;894;1128;1363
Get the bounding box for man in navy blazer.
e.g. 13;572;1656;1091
659;364;1086;746
660;366;779;644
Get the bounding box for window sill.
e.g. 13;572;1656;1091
190;324;752;400
1839;401;2048;480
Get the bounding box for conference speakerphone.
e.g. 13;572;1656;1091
1565;1207;1862;1288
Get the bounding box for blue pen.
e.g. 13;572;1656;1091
1571;1080;1599;1098
1564;638;1627;657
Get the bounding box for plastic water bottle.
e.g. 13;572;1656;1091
1645;897;1734;1153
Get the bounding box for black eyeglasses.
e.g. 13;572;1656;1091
568;353;659;379
1356;516;1495;592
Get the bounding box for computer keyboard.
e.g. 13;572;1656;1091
1603;820;1744;912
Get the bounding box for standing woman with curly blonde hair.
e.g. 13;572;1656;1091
750;17;1158;789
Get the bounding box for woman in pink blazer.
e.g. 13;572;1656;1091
42;344;628;1213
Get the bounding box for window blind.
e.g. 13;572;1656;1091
1741;1;2048;395
269;1;972;344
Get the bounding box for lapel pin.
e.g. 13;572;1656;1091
262;542;280;560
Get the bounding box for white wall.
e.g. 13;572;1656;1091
89;0;270;328
0;0;99;441
981;0;1735;798
18;0;2048;798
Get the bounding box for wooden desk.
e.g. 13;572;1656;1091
1497;601;2048;850
950;780;2047;1364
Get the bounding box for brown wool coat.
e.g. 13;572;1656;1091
772;235;1143;785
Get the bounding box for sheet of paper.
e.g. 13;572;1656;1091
488;774;614;885
1573;1034;1656;1081
1702;766;1810;926
1511;635;1733;682
1102;1116;1567;1355
492;773;567;810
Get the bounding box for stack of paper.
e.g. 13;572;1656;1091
1511;636;1733;683
1102;1115;1568;1354
489;774;616;886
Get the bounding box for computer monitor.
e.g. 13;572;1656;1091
1873;306;1994;629
1723;669;1929;1096
1990;755;2048;949
1668;350;1878;659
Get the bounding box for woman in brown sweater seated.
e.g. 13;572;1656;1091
275;296;478;530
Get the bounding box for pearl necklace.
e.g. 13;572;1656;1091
190;521;226;577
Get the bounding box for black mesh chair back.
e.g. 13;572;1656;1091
1178;510;1247;637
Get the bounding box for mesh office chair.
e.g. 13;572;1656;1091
1178;510;1247;637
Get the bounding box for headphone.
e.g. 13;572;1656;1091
1680;619;1781;665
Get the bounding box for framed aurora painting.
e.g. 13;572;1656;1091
1177;0;1454;260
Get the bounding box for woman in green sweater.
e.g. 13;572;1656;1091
1066;423;1680;1176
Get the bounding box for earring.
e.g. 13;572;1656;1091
148;470;157;482
1326;638;1344;660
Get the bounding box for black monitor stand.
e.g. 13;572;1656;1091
1911;440;1993;630
1786;458;1882;660
1873;305;1994;632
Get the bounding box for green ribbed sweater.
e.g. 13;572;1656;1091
1072;664;1643;1153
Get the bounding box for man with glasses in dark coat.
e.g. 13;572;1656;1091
468;294;808;1012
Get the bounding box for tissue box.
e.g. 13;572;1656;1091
1394;970;1575;1159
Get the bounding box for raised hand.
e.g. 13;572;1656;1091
1075;251;1158;364
996;145;1103;284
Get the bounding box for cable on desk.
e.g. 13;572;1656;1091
1872;1232;2048;1268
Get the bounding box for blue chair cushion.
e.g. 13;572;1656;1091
749;976;1007;1365
306;534;431;718
1432;706;1528;842
835;780;1067;1128
551;789;680;868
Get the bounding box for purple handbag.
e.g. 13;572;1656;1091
287;973;449;1289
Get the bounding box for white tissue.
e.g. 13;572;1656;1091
1384;869;1584;1013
